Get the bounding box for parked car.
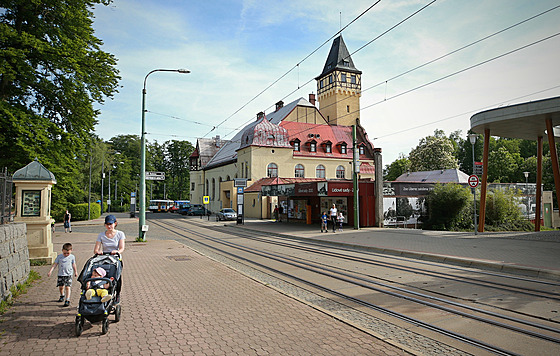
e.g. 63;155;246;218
188;206;210;216
216;208;237;221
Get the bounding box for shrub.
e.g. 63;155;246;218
484;188;532;231
52;203;100;222
424;183;472;231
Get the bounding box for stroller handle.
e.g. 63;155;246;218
94;252;122;259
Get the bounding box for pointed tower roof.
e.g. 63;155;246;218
316;35;362;79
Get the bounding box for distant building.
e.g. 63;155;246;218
189;35;383;226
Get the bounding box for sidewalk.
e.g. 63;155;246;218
231;218;560;280
0;215;407;355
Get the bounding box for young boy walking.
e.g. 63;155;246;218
320;212;328;233
48;243;78;307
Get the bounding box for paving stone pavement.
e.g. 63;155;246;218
0;219;409;355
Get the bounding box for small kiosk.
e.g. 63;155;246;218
13;159;57;263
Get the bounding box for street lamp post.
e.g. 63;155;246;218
139;68;190;241
523;171;530;219
468;134;478;235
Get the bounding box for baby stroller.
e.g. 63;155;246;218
75;253;122;336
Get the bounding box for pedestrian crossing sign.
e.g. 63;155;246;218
203;196;209;204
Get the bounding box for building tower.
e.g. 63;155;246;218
315;35;362;126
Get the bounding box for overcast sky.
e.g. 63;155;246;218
92;0;560;165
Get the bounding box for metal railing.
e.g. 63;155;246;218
1;168;14;224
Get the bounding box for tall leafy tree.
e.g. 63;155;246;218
384;153;410;181
0;0;120;212
409;131;459;172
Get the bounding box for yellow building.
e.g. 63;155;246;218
189;35;384;226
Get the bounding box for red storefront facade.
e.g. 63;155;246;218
261;180;377;227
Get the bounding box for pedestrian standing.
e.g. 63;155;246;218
329;204;338;233
47;242;78;307
321;212;328;232
337;212;344;232
273;205;279;222
63;209;72;233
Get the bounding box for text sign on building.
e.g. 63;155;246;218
146;171;165;181
234;178;247;187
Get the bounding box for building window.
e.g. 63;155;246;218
341;73;346;82
336;165;345;179
267;163;278;178
359;145;365;155
310;142;316;152
294;141;300;151
326;144;332;153
316;165;325;178
343;60;350;67
205;179;209;195
191;182;195;191
329;75;333;84
341;144;347;154
245;163;249;179
351;75;356;84
212;178;215;200
347;105;350;113
320;80;324;89
295;164;305;178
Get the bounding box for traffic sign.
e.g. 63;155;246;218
146;171;165;181
468;174;480;188
474;162;483;176
203;196;210;204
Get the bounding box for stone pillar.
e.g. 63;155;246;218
12;159;57;263
373;148;384;227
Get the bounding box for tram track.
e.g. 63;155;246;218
151;217;560;355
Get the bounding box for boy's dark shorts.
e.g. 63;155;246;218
57;276;72;287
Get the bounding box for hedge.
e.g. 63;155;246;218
52;203;101;222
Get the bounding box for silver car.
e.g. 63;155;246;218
216;208;237;221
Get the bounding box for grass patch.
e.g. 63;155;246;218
30;260;48;266
0;270;41;315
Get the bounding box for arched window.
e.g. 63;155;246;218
205;179;209;195
336;165;345;179
212;178;215;200
218;177;222;201
245;163;249;179
295;164;305;178
316;165;325;178
267;163;278;178
226;175;230;181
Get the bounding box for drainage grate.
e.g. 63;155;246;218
166;255;191;261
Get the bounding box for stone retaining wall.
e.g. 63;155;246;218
0;223;30;301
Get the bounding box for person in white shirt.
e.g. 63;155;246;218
329;204;338;233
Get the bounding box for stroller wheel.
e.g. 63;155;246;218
114;304;122;322
75;316;84;337
101;317;109;335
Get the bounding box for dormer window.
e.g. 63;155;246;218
343;60;350;67
310;142;316;152
292;139;301;152
359;145;365;155
341;144;347;154
326;144;332;153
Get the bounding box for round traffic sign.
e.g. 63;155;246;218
468;174;479;188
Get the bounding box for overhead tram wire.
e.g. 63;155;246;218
148;2;559;144
202;0;383;138
278;3;560;128
219;0;437;140
222;31;560;154
371;84;560;141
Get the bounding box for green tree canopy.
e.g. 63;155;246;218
0;0;120;212
384;153;410;181
409;131;459;172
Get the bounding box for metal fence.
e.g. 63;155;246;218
1;167;14;224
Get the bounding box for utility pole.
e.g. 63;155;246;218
352;125;360;230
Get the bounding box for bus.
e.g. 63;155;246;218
148;199;174;213
172;200;190;213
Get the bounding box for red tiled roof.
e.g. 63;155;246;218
245;177;327;192
360;162;375;174
280;122;354;159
